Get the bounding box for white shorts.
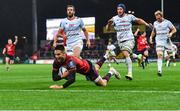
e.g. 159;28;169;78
156;39;172;51
107;50;116;57
156;46;165;52
66;40;83;55
118;40;135;54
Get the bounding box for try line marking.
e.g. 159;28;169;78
0;90;180;94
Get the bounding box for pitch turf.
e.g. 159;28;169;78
0;62;180;110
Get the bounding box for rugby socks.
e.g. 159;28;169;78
166;60;170;67
96;57;106;68
103;73;112;82
103;70;114;82
157;58;162;73
108;63;111;67
126;57;132;74
145;56;149;66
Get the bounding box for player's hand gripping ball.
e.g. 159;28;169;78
58;66;67;76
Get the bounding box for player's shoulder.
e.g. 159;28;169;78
153;21;160;26
154;21;158;25
112;15;119;20
65;55;77;63
60;18;67;24
164;19;172;24
164;19;170;22
61;18;67;21
76;16;83;22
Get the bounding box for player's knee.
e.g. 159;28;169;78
157;52;163;58
144;51;148;57
122;51;130;58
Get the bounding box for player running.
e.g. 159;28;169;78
53;5;91;58
2;36;18;71
49;45;120;89
164;43;177;67
105;40;118;67
134;28;149;69
106;3;152;80
150;10;177;76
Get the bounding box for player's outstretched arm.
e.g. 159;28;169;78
106;18;113;31
135;18;152;29
168;25;177;38
14;36;18;45
52;70;62;81
134;28;140;37
2;48;6;55
149;28;156;44
53;29;65;47
49;84;63;89
50;73;76;89
82;28;91;48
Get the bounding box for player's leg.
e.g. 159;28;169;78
66;45;74;56
108;57;112;67
144;50;149;66
141;55;145;69
137;54;142;67
172;52;176;66
164;51;170;67
111;51;118;64
87;61;120;86
72;41;83;58
120;40;134;80
122;50;133;80
132;53;140;66
94;53;109;71
5;56;10;71
96;68;121;86
156;46;164;76
105;50;112;67
141;49;148;69
9;56;14;64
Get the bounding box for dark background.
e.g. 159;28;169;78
0;0;180;54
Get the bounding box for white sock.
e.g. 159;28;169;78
157;58;162;73
126;57;132;74
108;70;114;75
174;63;176;66
166;60;170;67
108;63;111;67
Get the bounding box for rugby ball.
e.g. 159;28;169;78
58;66;67;76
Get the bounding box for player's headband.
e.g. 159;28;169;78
117;3;126;12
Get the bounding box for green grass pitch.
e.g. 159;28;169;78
0;62;180;110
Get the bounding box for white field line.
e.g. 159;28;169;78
0;89;180;94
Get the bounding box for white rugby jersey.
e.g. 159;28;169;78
112;14;137;42
59;17;85;44
107;44;116;51
154;19;174;46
